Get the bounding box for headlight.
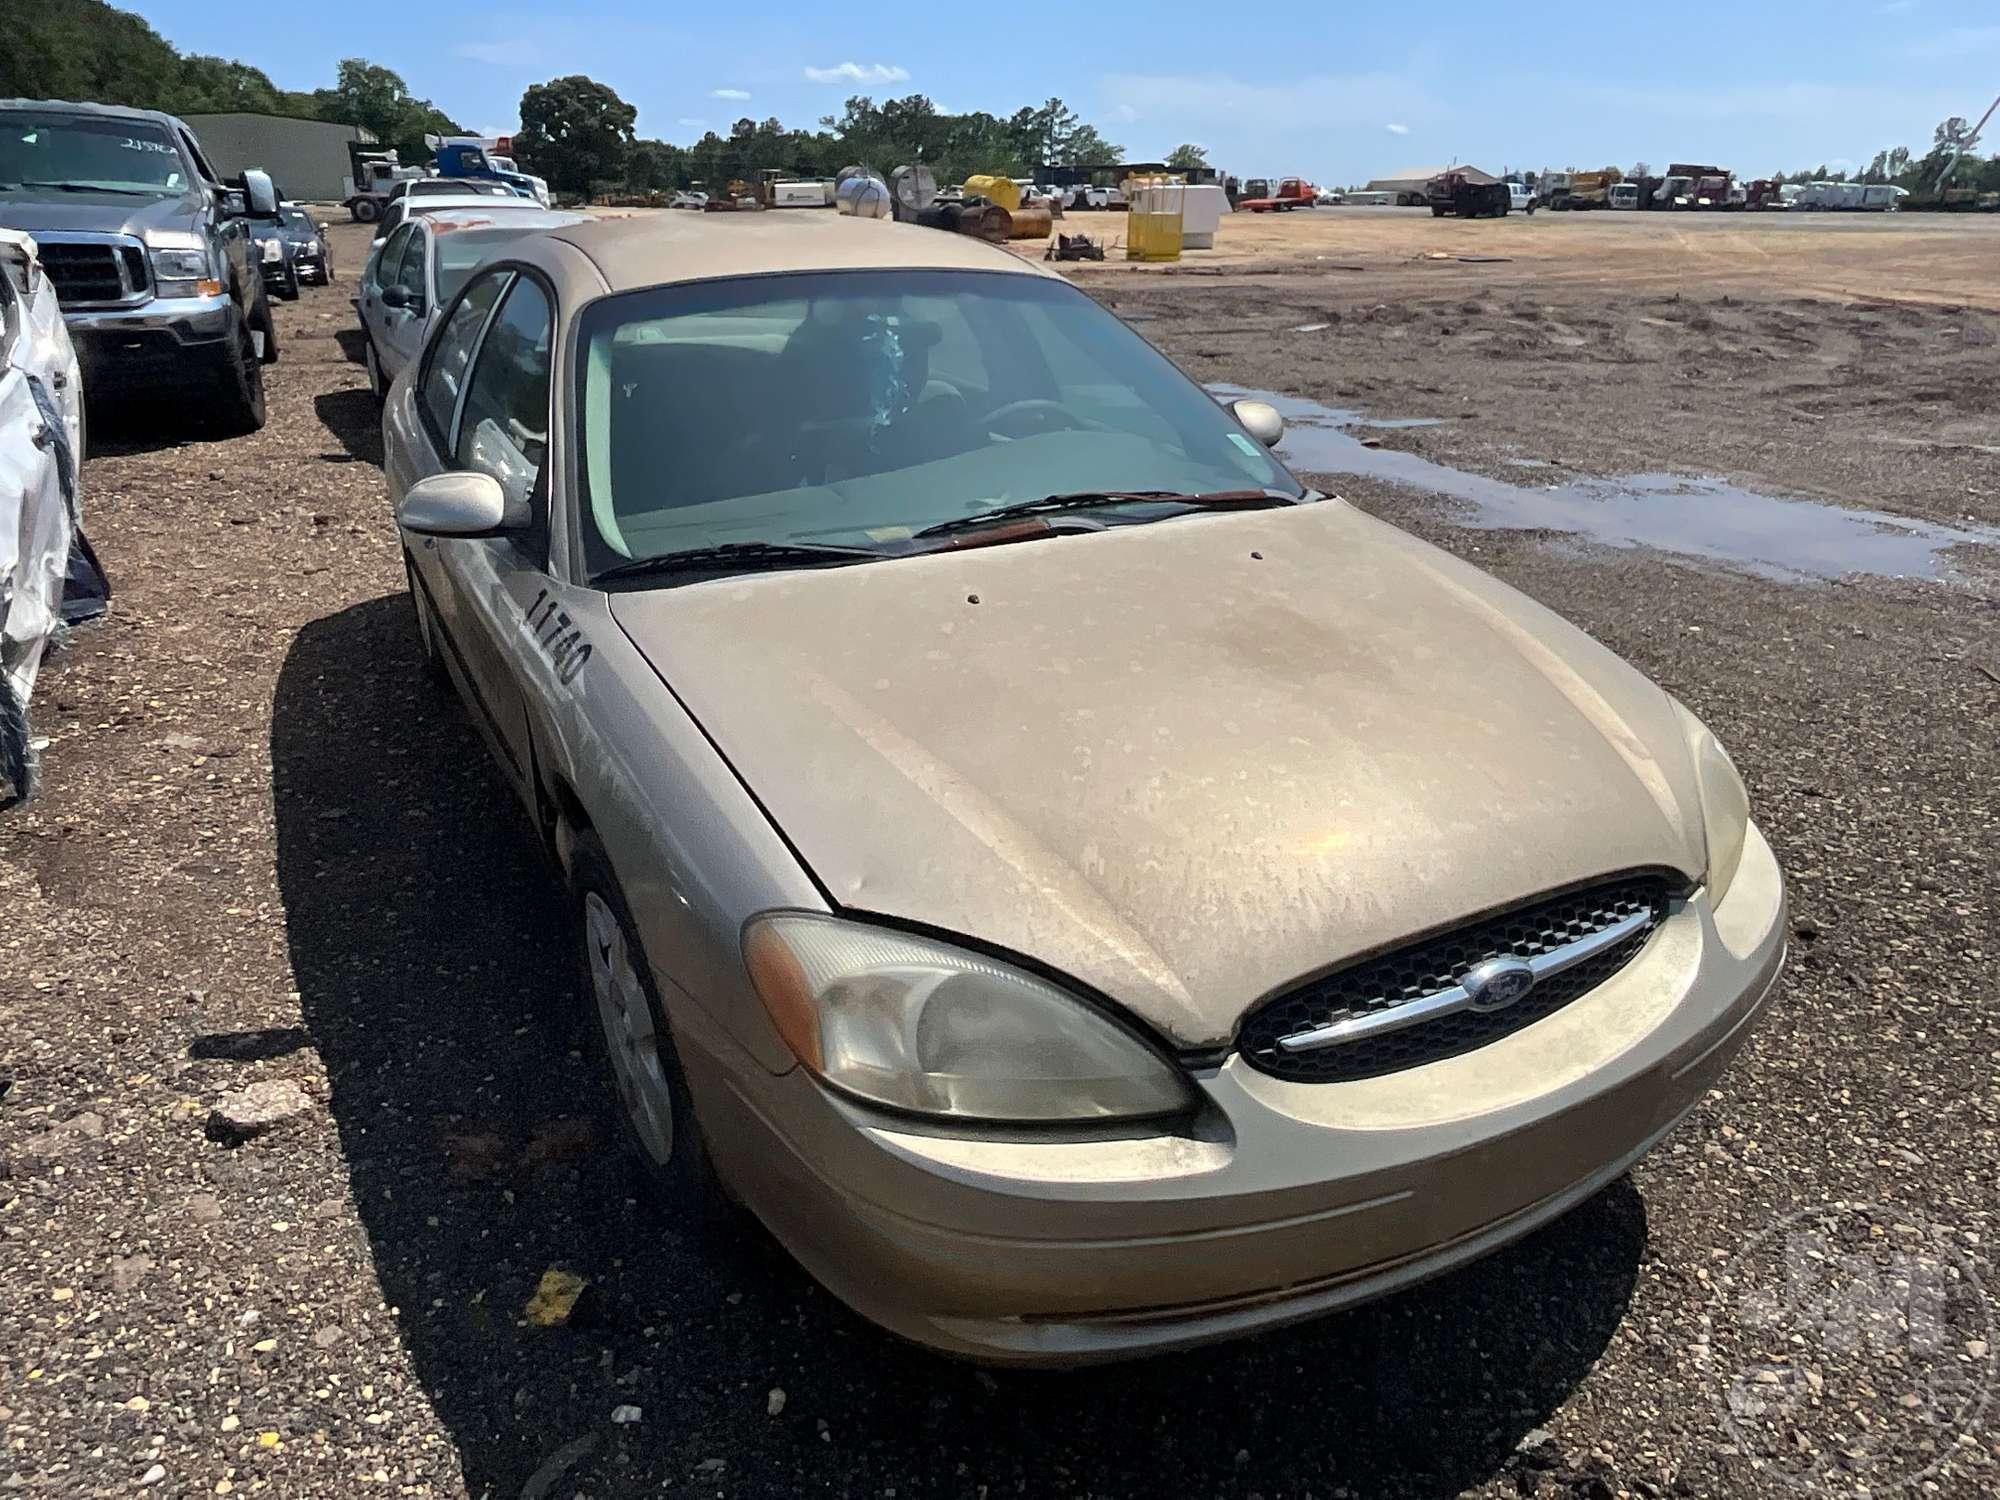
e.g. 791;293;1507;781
1674;702;1750;904
148;246;218;297
259;239;283;263
744;913;1195;1123
303;238;320;254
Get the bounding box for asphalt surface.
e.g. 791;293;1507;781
1;215;1996;1499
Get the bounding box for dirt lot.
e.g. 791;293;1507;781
2;209;1997;1500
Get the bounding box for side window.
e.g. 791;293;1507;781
419;272;509;445
176;129;216;186
393;229;427;299
453;278;553;513
370;225;412;290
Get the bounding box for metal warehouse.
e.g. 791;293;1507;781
181;112;378;202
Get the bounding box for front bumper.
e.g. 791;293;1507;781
66;294;236;389
678;824;1787;1365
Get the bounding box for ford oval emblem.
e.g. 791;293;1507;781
1460;956;1538;1012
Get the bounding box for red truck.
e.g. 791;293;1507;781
1239;177;1318;211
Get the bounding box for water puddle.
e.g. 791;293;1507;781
1209;383;2000;583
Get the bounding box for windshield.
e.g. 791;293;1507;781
0;111;190;196
577;270;1300;575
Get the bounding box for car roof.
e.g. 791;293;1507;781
0;98;187;130
540;211;1056;291
408;197;550;219
423;208;587;240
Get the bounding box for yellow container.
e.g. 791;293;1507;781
962;174;1021;212
1124;176;1185;262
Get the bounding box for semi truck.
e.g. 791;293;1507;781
343;145;422;222
428;137;550;205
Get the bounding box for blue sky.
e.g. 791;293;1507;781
136;0;2000;182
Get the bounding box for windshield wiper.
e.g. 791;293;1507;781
592;539;884;586
913;489;1290;540
17;181;166;196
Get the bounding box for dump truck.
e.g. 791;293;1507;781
1552;168;1622;210
1426;169;1510;217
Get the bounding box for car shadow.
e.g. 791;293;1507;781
274;594;1647;1500
312;389;383;465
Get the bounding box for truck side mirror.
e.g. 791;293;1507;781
241;169;280;219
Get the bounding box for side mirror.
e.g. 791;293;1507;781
220;189;248;217
242;169;280;219
1231;398;1285;448
397;472;523;536
380;284;420;312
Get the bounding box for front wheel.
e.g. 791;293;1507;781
568;831;725;1215
205;318;266;435
353;197;379;224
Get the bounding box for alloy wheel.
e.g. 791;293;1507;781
584;892;674;1166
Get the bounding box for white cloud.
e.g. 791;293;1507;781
1385;122;1410;135
803;62;909;84
454;40;539;67
710;87;751;101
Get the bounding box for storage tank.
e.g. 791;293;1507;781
961;174;1022;211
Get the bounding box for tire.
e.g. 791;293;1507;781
252;293;279;365
403;554;450;684
206;317;266;436
568;829;725;1216
1431;204;1446;217
364;338;386;402
353;197;379;224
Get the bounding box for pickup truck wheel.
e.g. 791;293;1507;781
249;292;279;365
353;198;379;224
568;830;728;1220
207;320;267;435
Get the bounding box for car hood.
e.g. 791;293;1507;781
0;190;204;239
610;503;1707;1048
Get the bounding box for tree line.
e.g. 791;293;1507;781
0;0;457;159
513;76;1129;199
1778;116;2000;195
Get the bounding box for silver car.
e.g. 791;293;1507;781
356;205;583;398
381;214;1785;1365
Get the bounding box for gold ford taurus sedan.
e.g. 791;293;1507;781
380;213;1785;1364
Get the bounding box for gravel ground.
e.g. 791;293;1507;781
2;217;1996;1499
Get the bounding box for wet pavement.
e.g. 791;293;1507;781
1211;384;2000;584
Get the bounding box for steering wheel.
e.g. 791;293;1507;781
983;398;1097;438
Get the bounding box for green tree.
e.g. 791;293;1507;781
1007;98;1122;169
311;59;458;159
0;0;185;110
176;55;286;114
1165;143;1208;170
515;75;638;197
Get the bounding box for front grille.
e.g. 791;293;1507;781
38;242;130;305
1238;875;1672;1083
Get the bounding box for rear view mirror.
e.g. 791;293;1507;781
380;285;420;312
1231;398;1285;448
397;472;524;536
241;169;280;219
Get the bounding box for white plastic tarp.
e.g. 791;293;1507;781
0;228;86;798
